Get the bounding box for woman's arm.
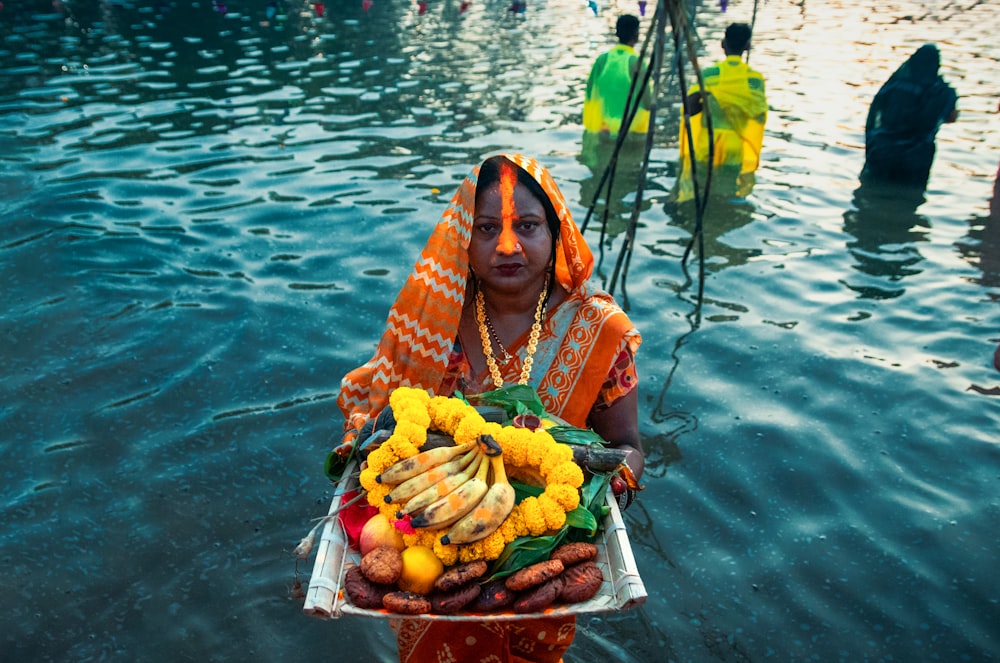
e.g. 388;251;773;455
589;387;644;482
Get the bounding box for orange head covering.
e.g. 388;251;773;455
336;154;593;449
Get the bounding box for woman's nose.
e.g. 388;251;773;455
497;221;519;254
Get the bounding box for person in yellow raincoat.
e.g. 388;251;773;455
676;22;767;202
583;14;654;137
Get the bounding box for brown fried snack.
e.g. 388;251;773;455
505;559;564;592
433;560;489;592
468;578;516;613
558;561;604;604
360;545;403;585
430;582;481;614
383;590;432;615
550;542;598;566
343;565;393;610
513;576;566;614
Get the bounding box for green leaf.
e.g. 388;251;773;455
324;447;354;483
511;482;543;500
545;425;607;446
564;505;598;534
470;385;546;418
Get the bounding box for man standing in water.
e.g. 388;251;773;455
675;22;768;202
861;44;959;189
583;14;654;137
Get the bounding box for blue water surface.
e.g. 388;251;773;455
1;1;998;661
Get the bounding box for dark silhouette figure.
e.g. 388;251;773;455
861;44;958;189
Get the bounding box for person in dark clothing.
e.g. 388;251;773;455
861;44;959;189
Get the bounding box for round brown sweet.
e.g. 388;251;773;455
468;578;516;613
383;590;432;615
343;565;393;610
558;561;604;604
550;542;598;566
433;560;488;592
512;575;566;614
430;582;481;614
360;545;403;585
504;559;564;592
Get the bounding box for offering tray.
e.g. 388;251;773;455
302;462;646;621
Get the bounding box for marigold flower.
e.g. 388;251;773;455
390;386;429;410
429;397;472;435
497;428;534;466
539;441;574;476
391;420;427;452
479;529;508;560
359;467;380;492
433;539;459;566
519;496;548;536
366;483;392;509
545;460;584;488
366;445;398;474
544;482;581;511
500;507;528;540
402;528;438;549
538;493;566;531
453;411;488;445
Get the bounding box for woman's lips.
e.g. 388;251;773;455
495;264;522;276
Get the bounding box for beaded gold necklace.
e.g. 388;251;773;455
475;285;547;388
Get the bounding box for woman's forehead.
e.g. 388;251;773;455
476;181;544;214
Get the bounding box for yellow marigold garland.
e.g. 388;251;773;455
359;386;582;566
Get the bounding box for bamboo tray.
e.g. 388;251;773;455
302;462;646;621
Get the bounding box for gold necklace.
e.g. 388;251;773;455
475;285;547;388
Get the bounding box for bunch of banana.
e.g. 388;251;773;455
439;452;515;545
375;441;476;485
374;434;517;542
408;452;492;529
394;448;482;518
384;446;480;506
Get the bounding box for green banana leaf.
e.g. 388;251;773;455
465;385;546;417
544;424;607;447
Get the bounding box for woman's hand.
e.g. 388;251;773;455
590;388;645;509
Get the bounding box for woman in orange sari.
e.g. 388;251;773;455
335;153;644;663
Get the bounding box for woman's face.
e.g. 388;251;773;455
470;175;553;297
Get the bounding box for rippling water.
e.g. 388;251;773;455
2;1;998;661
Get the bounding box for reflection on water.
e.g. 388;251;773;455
578;131;651;242
3;1;1000;662
664;193;762;272
842;182;929;299
955;167;1000;289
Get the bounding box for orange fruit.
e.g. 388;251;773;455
397;545;444;595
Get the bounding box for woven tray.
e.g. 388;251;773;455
302;462;646;621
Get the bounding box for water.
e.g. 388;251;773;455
2;1;998;661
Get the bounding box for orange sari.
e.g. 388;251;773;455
335;154;640;663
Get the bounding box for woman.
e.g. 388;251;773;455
335;153;643;662
862;43;959;189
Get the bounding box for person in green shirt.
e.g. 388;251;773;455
583;14;654;136
676;22;768;201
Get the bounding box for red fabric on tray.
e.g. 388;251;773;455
338;490;378;550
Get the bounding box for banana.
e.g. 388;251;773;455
376;441;476;485
440;453;516;545
409;453;490;530
385;447;479;506
396;448;484;517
